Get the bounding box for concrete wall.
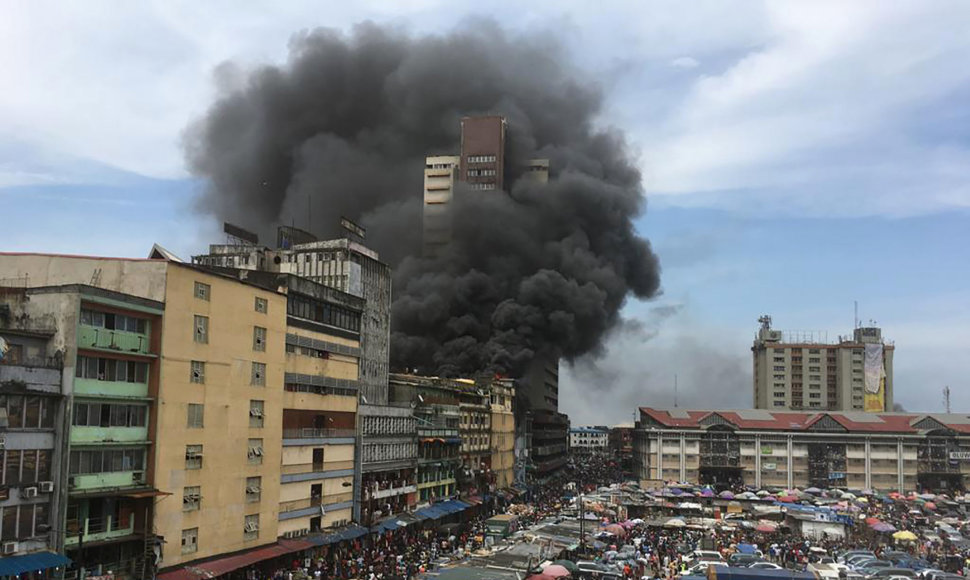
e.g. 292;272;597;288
153;264;287;567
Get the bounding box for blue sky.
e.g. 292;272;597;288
3;1;969;423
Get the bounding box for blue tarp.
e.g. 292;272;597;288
307;524;369;546
371;519;400;533
737;543;757;554
0;552;71;576
416;505;447;520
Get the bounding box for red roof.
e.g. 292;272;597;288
638;407;970;434
158;539;312;580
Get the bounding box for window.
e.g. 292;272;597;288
194;282;211;301
185;445;203;470
72;402;147;428
773;401;785;407
253;327;266;352
809;366;820;372
68;448;144;475
182;528;198;554
809;393;821;399
248;439;263;464
194;315;209;344
244;514;259;540
80;309;147;333
773;366;785;371
190;361;205;384
187;404;204;428
246;477;261;503
255;297;268;314
183;486;201;511
75;357;149;383
249;400;264;428
251;362;266;386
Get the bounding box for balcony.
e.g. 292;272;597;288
367;484;417;500
417;478;455;490
282;428;356;446
279;492;354;513
280;461;354;483
71;425;148;444
70;471;145;493
74;377;148;398
64;515;135;546
78;326;151;355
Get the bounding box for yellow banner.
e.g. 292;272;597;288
864;377;885;412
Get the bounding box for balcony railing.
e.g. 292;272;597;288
283;428;356;439
64;515;134;545
279;492;354;513
281;460;355;475
78;326;151;355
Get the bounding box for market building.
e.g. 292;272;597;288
458;386;491;498
634;407;970;493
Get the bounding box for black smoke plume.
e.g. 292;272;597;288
186;20;661;377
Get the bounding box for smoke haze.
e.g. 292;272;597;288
186;20;661;377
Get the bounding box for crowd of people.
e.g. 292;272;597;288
257;453;970;580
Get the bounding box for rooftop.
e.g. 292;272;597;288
639;407;970;434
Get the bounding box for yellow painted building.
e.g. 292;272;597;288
153;265;288;566
489;379;516;489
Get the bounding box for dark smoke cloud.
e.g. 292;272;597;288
186;20;661;377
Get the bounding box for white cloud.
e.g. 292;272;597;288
669;56;699;69
639;2;970;216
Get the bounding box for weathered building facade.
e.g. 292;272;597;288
635;407;970;493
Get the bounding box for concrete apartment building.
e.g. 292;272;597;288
569;427;609;453
634;407;970;493
0;252;364;577
193;226;416;527
458;387;491;498
0;275;164;578
752;316;894;412
489;379;515;490
388;375;462;505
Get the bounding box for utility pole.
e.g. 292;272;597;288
579;493;585;555
674;374;678;408
944;386;951;414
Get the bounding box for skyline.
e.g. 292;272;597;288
3;1;970;423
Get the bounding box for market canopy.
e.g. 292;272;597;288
0;552;71;577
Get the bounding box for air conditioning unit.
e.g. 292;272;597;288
67;476;77;489
39;481;54;493
23;487;38;499
3;542;18;555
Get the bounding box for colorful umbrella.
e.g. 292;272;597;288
542;564;571;578
719;491;735;499
893;531;918;541
756;523;778;533
872;522;897;533
924;502;937;511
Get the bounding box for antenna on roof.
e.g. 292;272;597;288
854;300;858;330
674;374;678;408
944;386;951;414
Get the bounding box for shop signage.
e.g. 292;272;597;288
761;446;772;455
763;462;777;470
949;451;970;460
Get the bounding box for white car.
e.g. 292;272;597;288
686;550;726;565
685;562;729;576
749;563;784;570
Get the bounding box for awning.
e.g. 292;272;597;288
0;551;71;576
304;524;368;546
415;505;447;520
158;540;311;580
124;489;171;499
371;519;400;533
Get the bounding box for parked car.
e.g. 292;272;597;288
685;562;729;576
687;550;726;565
868;568;917;579
748;563;784;570
840;551;877;564
729;553;765;567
